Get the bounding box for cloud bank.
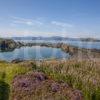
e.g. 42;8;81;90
0;16;99;39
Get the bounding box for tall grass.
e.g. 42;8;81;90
0;60;100;100
0;61;32;100
0;61;32;84
32;60;100;100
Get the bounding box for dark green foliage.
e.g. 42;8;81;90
0;73;10;100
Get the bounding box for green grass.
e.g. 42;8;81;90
0;60;100;100
32;60;100;100
0;61;32;100
0;61;32;84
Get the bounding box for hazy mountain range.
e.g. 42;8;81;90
11;36;100;42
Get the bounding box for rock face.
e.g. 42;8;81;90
12;72;83;100
0;38;17;52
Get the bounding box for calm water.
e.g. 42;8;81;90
16;40;100;49
0;46;69;61
0;40;100;61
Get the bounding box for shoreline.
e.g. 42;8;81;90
16;42;100;59
0;38;100;60
0;39;100;100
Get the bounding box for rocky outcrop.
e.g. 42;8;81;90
0;38;17;52
0;38;24;52
11;59;24;63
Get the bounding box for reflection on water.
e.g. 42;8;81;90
0;46;70;61
16;40;100;49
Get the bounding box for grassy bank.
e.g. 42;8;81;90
0;60;100;100
32;60;100;100
0;60;32;100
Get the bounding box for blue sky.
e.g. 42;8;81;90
0;0;100;38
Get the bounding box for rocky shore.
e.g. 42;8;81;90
14;41;100;59
0;38;22;52
0;38;100;59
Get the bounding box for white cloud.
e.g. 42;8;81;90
0;16;99;38
11;16;43;26
0;13;98;39
13;20;33;26
51;21;73;28
10;16;73;29
0;30;58;37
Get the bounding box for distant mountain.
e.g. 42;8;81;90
12;36;100;42
12;36;75;40
12;36;64;40
79;38;100;42
12;37;34;40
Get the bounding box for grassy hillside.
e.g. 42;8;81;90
35;60;100;100
0;60;100;100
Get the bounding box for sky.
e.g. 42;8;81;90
0;0;100;38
